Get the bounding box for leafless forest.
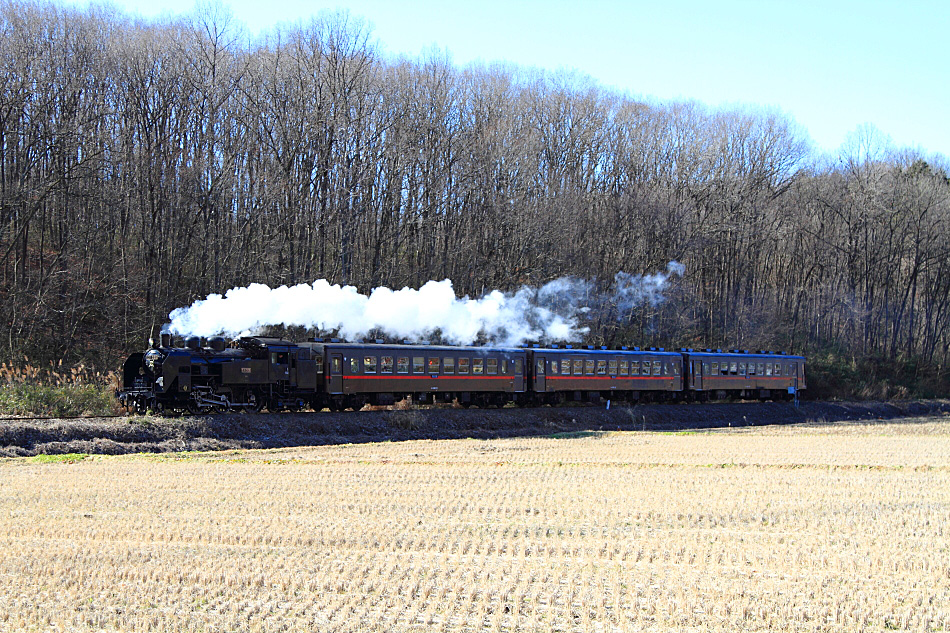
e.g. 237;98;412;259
2;2;949;395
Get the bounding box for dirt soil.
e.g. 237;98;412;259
2;400;949;457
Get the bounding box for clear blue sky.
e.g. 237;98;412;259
67;0;949;158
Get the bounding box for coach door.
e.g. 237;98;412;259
328;353;343;394
534;355;546;392
692;360;703;390
512;357;524;392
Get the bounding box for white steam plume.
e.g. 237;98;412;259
166;262;684;345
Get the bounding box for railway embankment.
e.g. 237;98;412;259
2;400;949;457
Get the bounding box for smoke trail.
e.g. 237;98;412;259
613;261;685;311
166;262;684;345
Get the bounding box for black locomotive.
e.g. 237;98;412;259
118;334;806;414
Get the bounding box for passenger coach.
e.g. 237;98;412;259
306;341;528;410
682;349;806;400
529;345;683;403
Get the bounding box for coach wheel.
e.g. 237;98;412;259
149;399;164;415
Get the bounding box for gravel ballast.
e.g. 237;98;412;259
2;400;949;457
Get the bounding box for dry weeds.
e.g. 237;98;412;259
0;418;948;632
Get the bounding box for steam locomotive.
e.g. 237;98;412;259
117;334;806;414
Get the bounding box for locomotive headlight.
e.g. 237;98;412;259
144;349;164;372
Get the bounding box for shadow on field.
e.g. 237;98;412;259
2;400;949;457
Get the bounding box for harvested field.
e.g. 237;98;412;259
1;415;949;631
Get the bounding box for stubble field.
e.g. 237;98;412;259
1;417;949;632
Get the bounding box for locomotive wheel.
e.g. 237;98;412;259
187;399;210;415
244;391;264;413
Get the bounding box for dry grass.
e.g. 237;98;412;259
0;360;118;417
0;359;114;387
0;418;948;632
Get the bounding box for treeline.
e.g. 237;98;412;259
2;1;949;396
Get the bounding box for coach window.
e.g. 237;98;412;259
458;358;470;374
501;359;509;374
350;358;360;373
380;356;393;373
332;357;341;373
673;364;680;376
315;356;324;373
653;361;662;376
775;363;782;376
583;359;594;375
573;359;583;375
765;363;772;376
791;362;797;376
712;362;719;375
397;357;409;373
631;361;639;376
730;362;738;375
561;359;570;375
487;358;498;375
364;357;377;373
428;358;440;374
443;357;455;374
536;359;545;375
597;360;607;375
619;360;628;376
413;357;424;373
608;360;618;375
514;359;523;374
739;362;746;375
548;360;557;374
473;359;484;374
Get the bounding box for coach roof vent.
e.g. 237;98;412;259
565;344;573;349
375;339;384;344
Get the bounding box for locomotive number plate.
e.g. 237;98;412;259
241;367;252;374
